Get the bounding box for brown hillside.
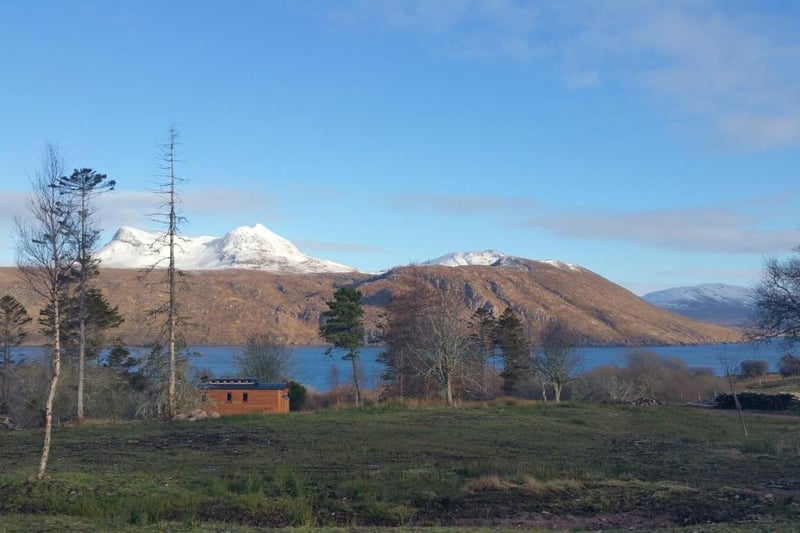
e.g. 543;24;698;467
0;263;740;346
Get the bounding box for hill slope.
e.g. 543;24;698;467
0;261;739;346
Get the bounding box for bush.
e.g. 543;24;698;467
287;381;306;411
778;354;800;377
574;351;724;404
740;359;769;378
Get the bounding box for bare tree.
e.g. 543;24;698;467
720;355;749;437
533;318;581;403
56;168;115;423
235;332;294;382
750;253;800;343
143;125;187;419
15;144;76;479
394;279;478;407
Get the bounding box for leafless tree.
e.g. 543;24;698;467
398;280;479;407
750;253;800;343
533;318;581;403
15;144;76;479
235;331;294;382
142;125;187;419
720;355;749;437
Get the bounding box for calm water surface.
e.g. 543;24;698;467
13;342;792;392
190;342;791;391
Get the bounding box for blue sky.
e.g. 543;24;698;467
2;0;799;294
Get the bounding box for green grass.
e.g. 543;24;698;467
1;403;799;531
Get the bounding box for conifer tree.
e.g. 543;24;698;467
496;307;529;396
0;295;32;414
320;287;365;407
56;168;115;423
469;307;497;398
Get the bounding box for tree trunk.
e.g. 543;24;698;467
38;303;61;479
167;155;177;420
77;316;85;423
2;341;9;412
350;350;361;407
76;193;87;424
553;381;562;403
445;376;454;407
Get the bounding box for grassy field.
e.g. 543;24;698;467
1;401;799;532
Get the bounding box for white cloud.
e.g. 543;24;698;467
341;1;800;149
524;206;799;255
94;187;283;231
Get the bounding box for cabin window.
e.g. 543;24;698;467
226;392;232;403
243;392;249;402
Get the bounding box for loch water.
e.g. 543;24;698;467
190;341;789;391
12;341;791;392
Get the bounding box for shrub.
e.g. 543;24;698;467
287;381;306;411
740;359;769;378
778;354;800;377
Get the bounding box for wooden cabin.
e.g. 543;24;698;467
199;377;290;415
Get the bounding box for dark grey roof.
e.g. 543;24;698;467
199;377;288;390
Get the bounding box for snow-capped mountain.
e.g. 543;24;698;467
420;250;509;267
96;224;358;274
420;250;582;271
642;283;756;327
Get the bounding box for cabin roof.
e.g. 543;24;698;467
199;377;288;390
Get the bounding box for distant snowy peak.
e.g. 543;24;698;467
96;224;357;274
421;250;508;267
419;250;583;271
643;283;754;306
642;283;756;328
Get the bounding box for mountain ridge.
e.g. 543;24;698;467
642;283;756;328
97;224;357;274
0;263;741;347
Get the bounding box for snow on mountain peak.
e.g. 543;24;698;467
419;251;584;271
540;259;582;271
421;250;508;267
643;283;754;306
96;224;357;273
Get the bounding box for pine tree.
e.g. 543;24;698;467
496;307;529;396
469;307;497;398
56;168;115;423
320;287;365;407
0;295;32;414
39;287;124;365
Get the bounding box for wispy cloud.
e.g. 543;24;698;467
523;206;799;254
387;192;537;216
340;1;800;148
344;0;542;59
94;187;284;230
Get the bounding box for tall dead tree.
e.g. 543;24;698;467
154;125;185;419
15;144;76;479
56;168;115;423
